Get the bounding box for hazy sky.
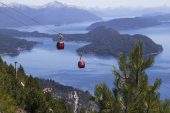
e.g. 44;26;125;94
2;0;170;8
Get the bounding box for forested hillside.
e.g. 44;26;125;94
0;57;73;113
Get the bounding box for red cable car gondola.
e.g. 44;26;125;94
78;54;85;68
56;33;64;50
57;41;64;50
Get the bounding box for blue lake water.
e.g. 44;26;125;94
2;22;170;99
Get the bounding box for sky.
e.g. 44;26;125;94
2;0;170;8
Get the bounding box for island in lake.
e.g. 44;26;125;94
0;33;37;56
62;26;163;57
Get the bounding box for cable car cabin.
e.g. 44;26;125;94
56;33;64;50
78;59;85;68
57;41;64;50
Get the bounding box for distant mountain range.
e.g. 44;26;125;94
87;12;170;31
87;17;161;31
148;13;170;22
89;6;170;19
0;28;52;37
0;1;101;27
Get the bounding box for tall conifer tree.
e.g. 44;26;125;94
94;43;170;113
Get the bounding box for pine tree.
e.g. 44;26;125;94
94;43;170;113
6;64;15;77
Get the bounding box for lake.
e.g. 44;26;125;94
2;22;170;99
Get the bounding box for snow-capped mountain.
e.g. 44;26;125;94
0;1;101;28
0;2;29;8
8;3;28;8
41;1;67;8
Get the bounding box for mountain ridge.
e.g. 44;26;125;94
41;1;72;8
87;17;161;31
1;1;79;9
0;1;101;27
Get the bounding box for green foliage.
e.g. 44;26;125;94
0;56;73;113
0;73;16;113
94;43;170;113
0;86;16;113
43;92;73;113
25;87;47;113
